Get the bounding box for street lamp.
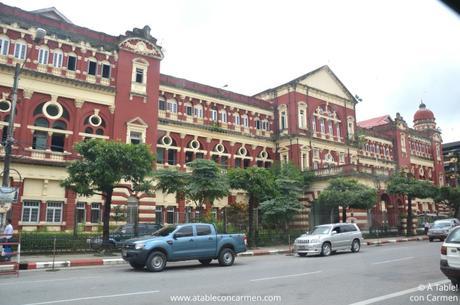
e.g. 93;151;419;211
2;28;46;188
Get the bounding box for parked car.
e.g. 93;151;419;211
294;223;363;257
121;223;247;272
87;223;162;250
440;226;460;287
428;218;460;242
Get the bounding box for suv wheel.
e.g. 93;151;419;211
218;248;235;266
146;251;167;272
351;239;361;253
321;242;332;256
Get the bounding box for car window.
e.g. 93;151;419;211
311;226;331;235
446;228;460;243
153;225;177;236
332;226;341;233
346;224;357;232
196;225;212;236
433;221;451;228
175;225;193;238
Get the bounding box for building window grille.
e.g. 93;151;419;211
91;203;100;223
22;201;40;223
88;60;97;75
46;202;63;223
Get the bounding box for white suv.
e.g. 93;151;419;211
440;226;460;287
294;223;364;257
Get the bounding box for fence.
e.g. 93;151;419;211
19;232;100;254
0;238;19;277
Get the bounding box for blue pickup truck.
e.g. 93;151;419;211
121;223;247;272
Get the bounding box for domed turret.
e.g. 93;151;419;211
413;101;436;131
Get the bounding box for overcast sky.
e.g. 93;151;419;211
4;0;460;143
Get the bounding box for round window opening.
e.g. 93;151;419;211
260;151;268;159
238;147;247;156
162;136;172;146
215;144;225;153
190;140;200;150
43;101;63;119
89;114;102;127
0;100;11;112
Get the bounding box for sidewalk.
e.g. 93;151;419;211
0;235;429;272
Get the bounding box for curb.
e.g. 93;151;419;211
18;258;126;270
238;249;292;257
365;236;428;245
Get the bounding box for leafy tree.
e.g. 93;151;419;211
386;172;436;235
316;178;377;223
154;169;190;203
112;205;126;224
186;159;230;212
228;167;275;247
435;186;460;218
62;139;155;248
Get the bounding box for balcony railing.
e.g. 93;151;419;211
313;164;393;178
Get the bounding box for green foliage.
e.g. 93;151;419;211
435;186;460;218
316;178;377;222
20;232;100;254
154;168;190;201
112;205;126;223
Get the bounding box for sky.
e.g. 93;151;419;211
4;0;460;143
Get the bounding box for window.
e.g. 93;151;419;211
255;119;261;130
280;111;287;129
0;36;9;56
32;126;48;150
220;111;227;123
336;124;341;139
211;109;217;121
22;201;40;223
38;47;49;65
167;149;176;165
90;203;100;223
312;116;316;132
67;55;77;71
167;99;177;113
102;63;111;79
234;114;240;125
155;206;163;225
14;42;27;59
130;131;143;144
262;120;269;131
185;105;193;116
320;119;325;133
167;207;175;224
313;148;320;159
299;109;306;128
156;147;165;164
52;50;63;68
88;60;97;76
46;202;63;223
242;115;249;128
159;97;166;111
135;68;144;83
76;202;86;224
176;225;193;238
328;121;333;135
339;152;345;163
194;105;203;118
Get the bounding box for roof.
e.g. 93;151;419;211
160;74;273;110
31;7;73;24
443;141;460;150
413;102;435;122
357;115;392;129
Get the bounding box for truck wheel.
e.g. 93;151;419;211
199;259;212;265
129;262;144;270
218;248;235;266
146;251;167;272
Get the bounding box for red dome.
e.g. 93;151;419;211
413;102;435;122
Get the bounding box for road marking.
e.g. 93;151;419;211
18;290;160;305
250;270;322;282
371;256;414;265
347;279;450;305
0;276;101;286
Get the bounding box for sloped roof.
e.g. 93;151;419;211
31;7;73;24
357;115;392;129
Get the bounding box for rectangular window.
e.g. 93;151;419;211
167;149;176;165
22;201;40;223
320;119;325;134
90;203;100;223
156;147;165;164
339;152;345;163
328;121;333;135
135;68;144;83
159;99;166;111
46;201;63;223
88;61;97;75
102;64;111;78
299;110;305;128
167;101;177;113
167;207;175;224
220;111;227;123
211;109;217;121
38;48;48;65
186;105;193;116
155;206;163;225
281;112;286;129
313;148;320;159
53;52;63;68
76;202;86;224
234;115;240;125
67;55;77;71
255;120;261;130
243;116;249;128
194;107;203;118
14;42;27;59
0;38;9;56
130;131;143;145
336;124;341;139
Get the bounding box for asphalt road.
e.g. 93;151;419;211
0;241;458;305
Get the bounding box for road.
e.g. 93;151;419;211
0;241;458;305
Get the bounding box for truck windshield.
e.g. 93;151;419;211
152;225;177;236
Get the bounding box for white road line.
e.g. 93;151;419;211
371;256;414;265
250;270;322;282
18;290;160;305
0;276;101;286
347;279;450;305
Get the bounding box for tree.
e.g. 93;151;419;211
316;178;377;223
154;169;190;204
386;172;436;235
228;167;275;247
62;139;155;249
186;159;230;213
435;186;460;218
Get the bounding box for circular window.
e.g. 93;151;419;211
259;150;268;159
85;127;93;134
161;135;172;146
0;100;11;112
190;140;200;150
215;144;225;153
89;114;102;127
43;101;63;120
419;167;424;176
238;146;247;156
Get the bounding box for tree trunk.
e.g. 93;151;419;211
407;196;413;236
248;195;255;247
342;206;347;223
102;188;113;248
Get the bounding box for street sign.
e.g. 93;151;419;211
0;186;18;203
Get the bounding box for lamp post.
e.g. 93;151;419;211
2;28;46;187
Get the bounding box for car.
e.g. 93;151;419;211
428;218;460;242
440;226;460;287
294;223;363;257
87;223;162;250
121;223;247;272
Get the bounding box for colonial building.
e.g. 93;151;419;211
0;3;446;233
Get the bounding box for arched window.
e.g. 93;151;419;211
255;118;261;130
83;113;106;136
234;113;240;125
31;101;70;151
0;35;10;56
14;40;27;60
52;49;64;68
320;119;325;134
194;104;203;118
38;46;49;65
280;111;287;130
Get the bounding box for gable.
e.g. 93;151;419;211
298;67;349;100
31;7;73;24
